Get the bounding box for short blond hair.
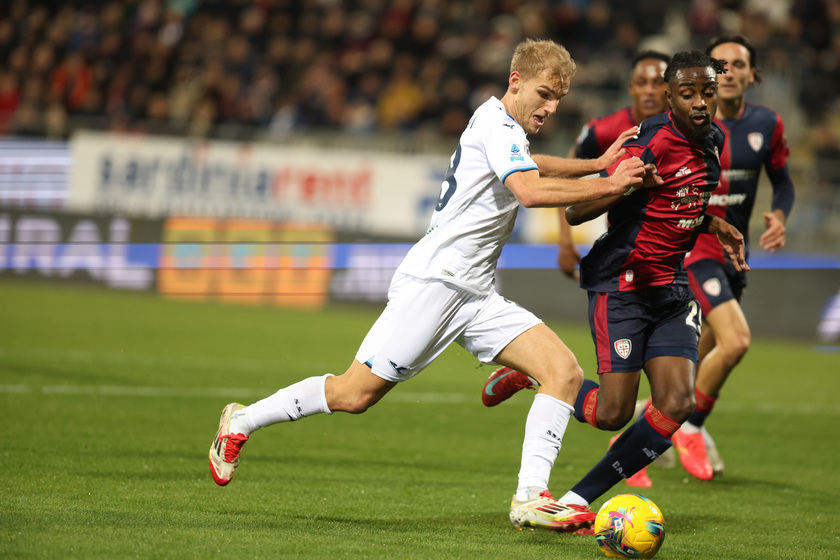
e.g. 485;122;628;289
510;39;576;95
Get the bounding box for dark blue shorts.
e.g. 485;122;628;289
587;284;701;374
686;258;746;316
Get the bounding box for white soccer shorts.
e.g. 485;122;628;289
356;273;542;382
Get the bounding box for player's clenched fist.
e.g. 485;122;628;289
609;156;645;195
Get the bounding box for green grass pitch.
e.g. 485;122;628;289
1;280;837;559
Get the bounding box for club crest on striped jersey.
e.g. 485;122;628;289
614;339;632;359
748;132;764;152
703;277;722;297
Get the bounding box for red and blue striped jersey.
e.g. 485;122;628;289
580;112;725;292
574;106;638;159
686;103;793;265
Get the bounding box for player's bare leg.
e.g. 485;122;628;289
681;300;750;477
559;356;694;506
494;324;597;531
695;300;750;401
325;360;397;413
209;361;395;486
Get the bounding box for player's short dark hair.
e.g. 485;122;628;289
663;50;726;83
631;50;671;69
705;34;763;84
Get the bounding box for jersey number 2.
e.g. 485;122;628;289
685;300;701;335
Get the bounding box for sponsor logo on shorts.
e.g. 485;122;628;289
703;278;722;297
614;338;632;359
389;360;408;376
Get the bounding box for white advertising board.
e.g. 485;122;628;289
69;131;449;239
0;138;70;209
68;131;604;244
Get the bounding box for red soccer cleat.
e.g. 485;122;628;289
672;427;713;481
509;490;597;532
209;403;250;486
625;467;653;488
482;367;539;406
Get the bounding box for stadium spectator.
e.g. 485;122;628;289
8;99;42;137
43;101;68;139
0;71;20;134
0;0;834;143
377;53;424;130
208;38;650;532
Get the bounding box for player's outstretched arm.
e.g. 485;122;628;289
531;126;638;179
565;162;661;225
595;126;640;171
706;215;750;272
565;195;620;225
531;154;605;179
504;157;644;208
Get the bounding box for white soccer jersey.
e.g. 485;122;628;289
397;97;538;294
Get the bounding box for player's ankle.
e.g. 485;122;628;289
516;486;546;501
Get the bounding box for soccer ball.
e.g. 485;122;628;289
594;493;665;559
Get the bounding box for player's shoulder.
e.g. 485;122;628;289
742;103;784;127
634;112;670;143
468;97;524;137
474;97;515;125
594;106;636;129
744;102;782;119
711;120;725;147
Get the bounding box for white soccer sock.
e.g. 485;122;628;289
680;420;701;433
558;490;589;507
516;393;574;499
232;374;334;435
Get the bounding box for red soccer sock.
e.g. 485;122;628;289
687;387;717;427
573;379;601;429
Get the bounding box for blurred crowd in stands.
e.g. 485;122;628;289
0;0;838;246
0;0;838;156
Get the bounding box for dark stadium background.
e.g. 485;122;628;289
1;0;838;341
